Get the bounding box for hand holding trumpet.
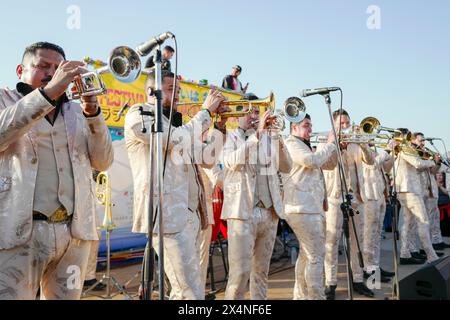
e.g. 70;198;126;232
202;89;231;129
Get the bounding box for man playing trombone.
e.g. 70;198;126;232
321;109;375;299
221;100;292;300
282;114;337;299
400;132;444;262
124;70;229;300
396;130;440;264
361;143;395;281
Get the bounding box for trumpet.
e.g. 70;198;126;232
67;46;142;100
182;91;276;121
251;96;307;131
96;171;116;230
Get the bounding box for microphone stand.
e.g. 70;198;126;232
322;93;364;300
429;140;450;168
387;148;400;300
140;46;166;300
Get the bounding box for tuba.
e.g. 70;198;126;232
68;46;142;100
96;171;116;230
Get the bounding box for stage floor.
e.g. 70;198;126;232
82;234;450;300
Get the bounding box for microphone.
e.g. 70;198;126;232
424;137;440;141
136;32;175;57
301;87;340;97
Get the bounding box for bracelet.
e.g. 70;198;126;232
203;108;212;118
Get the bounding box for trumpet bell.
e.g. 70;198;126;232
284;97;306;123
109;46;142;83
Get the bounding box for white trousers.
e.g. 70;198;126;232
153;210;203;300
363;199;386;270
325;199;364;286
0;221;92;300
399;193;438;262
224;207;278;300
85;238;100;281
286;213;326;300
199;224;212;296
426;197;443;244
405;196;443;252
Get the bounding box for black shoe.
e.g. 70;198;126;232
364;270;391;283
411;251;427;260
380;268;395;278
432;243;450;250
325;285;336;300
205;293;216;300
400;257;426;265
419;249;444;257
83;279;106;291
353;282;374;298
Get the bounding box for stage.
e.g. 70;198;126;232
82;234;450;300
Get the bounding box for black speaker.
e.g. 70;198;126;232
399;256;450;300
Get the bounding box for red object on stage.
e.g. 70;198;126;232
439;204;450;221
211;186;228;240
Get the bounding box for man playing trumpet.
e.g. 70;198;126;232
0;42;114;300
221;99;292;300
125;70;229;300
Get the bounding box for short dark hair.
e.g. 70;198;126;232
332;109;349;121
412;132;424;139
290;113;311;133
164;45;175;53
145;70;175;95
22;42;66;63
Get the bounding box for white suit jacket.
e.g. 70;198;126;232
221;129;292;221
0;88;113;249
395;150;435;195
362;150;394;201
321;143;375;202
125;104;222;234
282;136;337;214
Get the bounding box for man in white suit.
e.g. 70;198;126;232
0;42;114;300
361;147;395;281
125;71;228;300
282;114;337;299
321;109;375;299
396;130;439;264
221;104;292;300
399;132;442;263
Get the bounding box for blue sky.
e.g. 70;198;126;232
1;0;449;150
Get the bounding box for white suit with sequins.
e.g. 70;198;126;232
282;136;337;300
395;151;438;262
361;150;393;271
125;104;225;300
0;87;113;300
221;129;292;300
321;143;374;286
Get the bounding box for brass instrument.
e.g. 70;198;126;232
251;96;307;131
68;46;142;100
182;91;276;120
96;171;116;230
